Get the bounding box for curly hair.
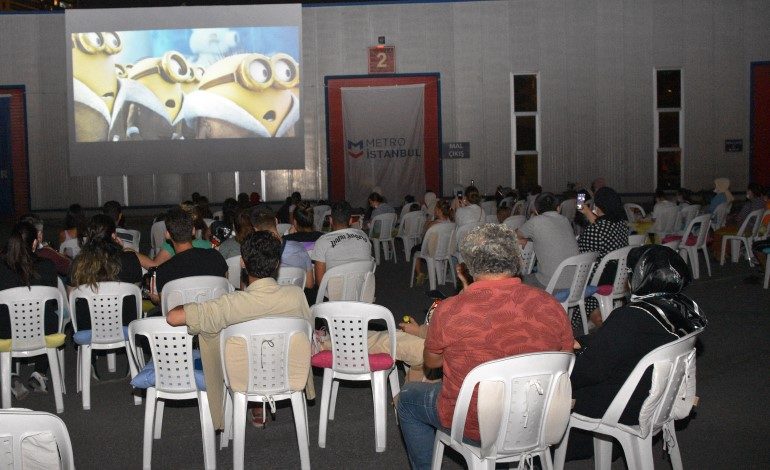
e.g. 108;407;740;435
459;224;521;278
241;231;282;279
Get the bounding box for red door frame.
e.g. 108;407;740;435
324;74;442;202
751;62;770;188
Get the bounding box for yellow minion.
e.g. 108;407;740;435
184;53;300;138
128;52;189;122
71;31;123;141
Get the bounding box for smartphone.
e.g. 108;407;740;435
456;190;463;199
576;192;586;210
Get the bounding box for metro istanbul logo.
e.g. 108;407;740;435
347;140;364;159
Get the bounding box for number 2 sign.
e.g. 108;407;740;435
368;46;396;74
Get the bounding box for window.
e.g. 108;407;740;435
655;69;683;190
511;73;540;190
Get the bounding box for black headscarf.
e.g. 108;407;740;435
626;245;707;337
593;187;626;222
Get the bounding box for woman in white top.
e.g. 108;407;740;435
453;185;486;226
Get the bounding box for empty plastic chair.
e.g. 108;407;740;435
160;276;233;317
0;409;74;469
720;208;764;267
225;256;242;289
647;205;679;242
589;246;635;321
678;214;712;279
396;211;426;262
519;242;537;276
410;222;457;291
369;212;398;264
432;352;574;470
315;259;376;305
623;203;646;223
0;287;65;413
128;317;216;470
219;317;313;470
277;266;308;289
554;332;701;470
545;252;597;335
311;302;399;452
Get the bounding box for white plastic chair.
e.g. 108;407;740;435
519;242;537;275
545;252;597;335
160;275;233;317
149;220;166;258
431;352;575;470
69;282;142;410
0;409;74;469
58;237;81;259
0;287;65;413
559;198;577;224
277;266;308;289
219;317;312;470
277;223;292;236
711;202;731;230
311;302;400;452
554;332;700;470
127;317;215;470
675;204;700;232
410;222;457;291
502;215;526;232
212;210;223;221
225;256;242;289
678;214;712;279
313;205;331;232
623;203;646;223
315;259;376;305
56;278;70;394
369;212;398;264
720;208;764;267
398;203;420;225
589;246;635;321
647;205;679;241
764;260;770;289
481;200;497;218
396;211;426;262
116;228;141;252
628;234;646;246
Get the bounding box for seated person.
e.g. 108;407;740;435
20;213;71;277
216;210;252;261
58;203;87;246
149;207;227;305
452;185;485;226
138;202;214;269
397;224;574;469
564;245;707;461
167;231;314;430
252;212;314;289
283;201;324;249
365;192;396;229
311;201;371;285
412;200;453;285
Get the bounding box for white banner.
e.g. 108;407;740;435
341;84;425;207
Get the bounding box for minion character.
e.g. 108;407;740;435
71;32;124;141
183;53;300;138
180;66;204;95
113;51;192;141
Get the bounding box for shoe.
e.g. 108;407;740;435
28;372;48;393
11;376;29;400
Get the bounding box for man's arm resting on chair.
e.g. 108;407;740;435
167;306;186;326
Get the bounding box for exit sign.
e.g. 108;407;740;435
368;46;396;74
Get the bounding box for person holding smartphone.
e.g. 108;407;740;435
453;185;486;227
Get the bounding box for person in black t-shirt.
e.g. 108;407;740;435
0;221;60;395
69;214;144;329
282;200;323;246
151;206;228;303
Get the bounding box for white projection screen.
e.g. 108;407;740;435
65;5;303;176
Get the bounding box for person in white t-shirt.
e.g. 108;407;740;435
311;201;372;284
452;185;486;226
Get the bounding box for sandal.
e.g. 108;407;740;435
251;405;267;428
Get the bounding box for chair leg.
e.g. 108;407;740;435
701;246;712;277
373;240;381;265
291;392;311;470
410;257;417;287
81;345;92;410
614;433;641;470
426;259;437;291
76;346;82;394
593;435;614;470
665;421;684;470
578;301;589;335
232;393;248;470
46;349;64;414
107;352;116;373
541;449;554;470
688;248;700;279
318;369;333;448
154;399;165;439
197;391;216;470
142;388;157;470
220;390;233;449
720;237;728;265
329;379;340;420
0;352;10;409
430;433;445;470
371;371;388;452
764;262;770;289
388;367;401;423
58;347;66;395
552;424;570;470
730;239;740;263
126;341;142;406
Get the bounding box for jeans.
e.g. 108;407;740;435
397;381;444;470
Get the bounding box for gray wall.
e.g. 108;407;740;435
2;0;769;209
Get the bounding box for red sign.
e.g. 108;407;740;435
368;46;396;74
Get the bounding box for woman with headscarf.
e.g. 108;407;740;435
564;245;707;461
422;190;437;220
577;186;629;327
707;177;734;214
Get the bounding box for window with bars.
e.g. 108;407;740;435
511;73;539;191
655;69;683;190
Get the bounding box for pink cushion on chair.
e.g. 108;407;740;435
311;350;395;371
596;285;614;296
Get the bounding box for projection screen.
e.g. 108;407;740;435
65;5;303;176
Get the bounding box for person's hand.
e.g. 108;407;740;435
456;264;470;289
579;204;596;223
399;316;421;336
573;339;582;349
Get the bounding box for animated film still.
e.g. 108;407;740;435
71;27;300;142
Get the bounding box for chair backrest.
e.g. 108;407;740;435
212;210;223;221
315;259;376;305
276;223;292;236
628;234;646;246
277;266;307;288
150;220;167;256
558;198;577;222
56;277;69;321
502;215;526;232
590;246;634;298
511;200;526;216
397;210;426;239
369;212;397;241
225;256;242;289
650;205;679;234
398;203;419;223
115;228;141;251
624;203;646;222
454;223;481;253
602;331;700;438
519;242;537;275
481;200;497;216
58;238;81;259
160;275;233;317
545;252;597;305
737;208;764;238
313;205;331;232
711;202;731;229
450;352;575;459
0;286;62;352
219;317;312;395
70;282;142;344
0;409;75;470
128;317;199;393
311;301;396;375
682;213;712;249
675;204;700;232
420;222;457;260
